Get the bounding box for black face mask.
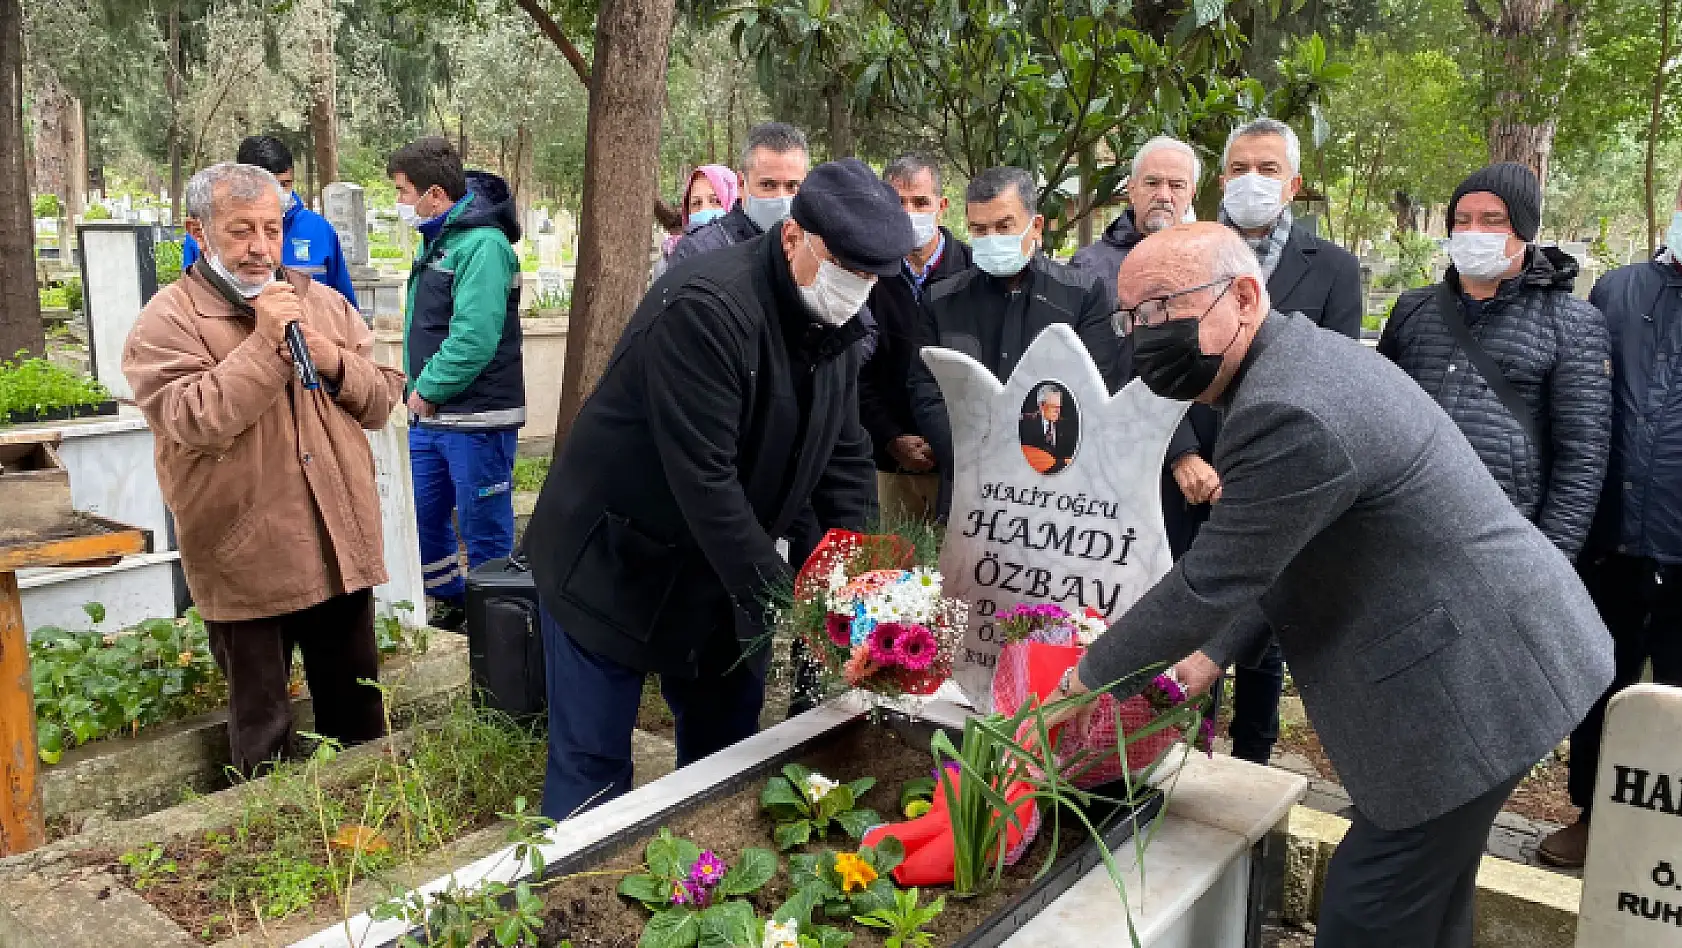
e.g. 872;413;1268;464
1131;318;1224;401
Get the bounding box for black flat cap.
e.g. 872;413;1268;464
791;158;917;276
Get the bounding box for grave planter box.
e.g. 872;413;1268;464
297;695;1310;948
0;432;73;536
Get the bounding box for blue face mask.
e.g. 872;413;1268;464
971;222;1037;278
1667;211;1682;259
688;207;725;230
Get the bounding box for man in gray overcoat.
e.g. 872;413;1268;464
1044;223;1613;947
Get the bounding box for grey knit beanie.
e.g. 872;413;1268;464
1447;162;1541;242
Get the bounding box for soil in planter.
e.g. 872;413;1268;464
101;699;547;942
527;721;1152;948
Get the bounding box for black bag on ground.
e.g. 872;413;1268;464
464;554;547;720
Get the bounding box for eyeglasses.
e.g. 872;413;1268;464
1112;276;1236;335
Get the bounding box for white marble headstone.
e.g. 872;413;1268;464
923;323;1186;708
1578;684;1682;945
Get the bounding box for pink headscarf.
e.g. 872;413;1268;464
663;165;740;258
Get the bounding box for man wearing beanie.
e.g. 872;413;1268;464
525;158;910;820
1380;162;1610;560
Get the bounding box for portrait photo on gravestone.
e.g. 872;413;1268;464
1019;381;1079;474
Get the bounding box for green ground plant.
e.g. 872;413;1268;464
0;352;111;417
852;887;944;948
762;764;880;850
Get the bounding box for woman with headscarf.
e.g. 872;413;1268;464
654;164;739;278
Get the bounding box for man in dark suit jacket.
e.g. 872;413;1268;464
859;155;972;522
1017;384;1075;473
908;166;1125;519
524;160;912;821
1170;118;1367;768
1047;224;1611;948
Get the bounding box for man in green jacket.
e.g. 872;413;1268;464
388;137;525;631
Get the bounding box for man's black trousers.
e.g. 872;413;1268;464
1316;774;1523;948
1567;552;1682;816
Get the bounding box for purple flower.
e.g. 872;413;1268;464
869;623;905;666
690;851;727;887
894;624;938;671
670;881;692;906
1199;718;1216;757
1152;674;1186;705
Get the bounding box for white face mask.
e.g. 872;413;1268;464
907;211;939;248
396;202;422;228
1181;205;1197;224
972;222;1037;278
744;194;794;233
1448;230;1522;280
1666;211;1682;263
1223;173;1286;229
207;252;273;299
797;235;876;327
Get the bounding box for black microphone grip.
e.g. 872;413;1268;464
285;321;321;390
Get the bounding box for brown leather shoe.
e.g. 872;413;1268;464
1537;819;1590;869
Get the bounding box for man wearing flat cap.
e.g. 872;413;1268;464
526;158;912;819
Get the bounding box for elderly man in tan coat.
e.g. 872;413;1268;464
124;162;406;774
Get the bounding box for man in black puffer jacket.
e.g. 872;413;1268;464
1379;163;1611;557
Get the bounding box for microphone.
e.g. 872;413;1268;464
284;321;321;390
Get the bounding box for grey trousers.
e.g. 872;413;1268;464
1315;773;1524;948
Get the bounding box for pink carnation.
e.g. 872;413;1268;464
826;613;853;648
869;623;905;666
894;624;938;671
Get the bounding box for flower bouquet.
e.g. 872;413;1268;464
991;602;1212;788
788;529;967;697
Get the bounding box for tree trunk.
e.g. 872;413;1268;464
1075;145;1096;249
825;82;853;159
166;2;183;225
1646;0;1673;255
551;0;677;457
307;0;339;189
0;0;43;359
1470;0;1582;190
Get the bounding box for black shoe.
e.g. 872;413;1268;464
428;600;467;632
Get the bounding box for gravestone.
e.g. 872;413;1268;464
923;323;1186;708
1577;684;1682;945
77;223;160;401
322;182;369;267
536;233;564;270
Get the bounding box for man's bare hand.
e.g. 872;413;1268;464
888;434;935;473
251;282;301;347
407;391;437;418
1172;651;1224;698
296;323;344;382
1172;454;1222;505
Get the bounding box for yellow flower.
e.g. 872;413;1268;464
904;799;931;819
834;851;878;893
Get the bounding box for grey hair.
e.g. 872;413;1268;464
1035;384;1063;407
184;162;287;228
1131;137;1202;188
1222;118;1302;175
966;166;1037;214
883;154;942;194
740;122;809;173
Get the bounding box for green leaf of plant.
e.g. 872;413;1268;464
720;848;777;896
788;852;822;885
639;908;700;948
762;776;807;813
675;838;703;875
897;778;935;811
495;915;522;946
697;901;757;948
782;762;814;791
774;882;826;925
775;820;814;850
849;878;898;916
868;835;905;875
1191;0;1224;26
813;926;855;948
647;830;685;880
619;873;670;906
845;777;876;799
834;808;880;840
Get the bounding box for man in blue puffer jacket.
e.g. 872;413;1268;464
182;135;359;308
1538;190;1682;869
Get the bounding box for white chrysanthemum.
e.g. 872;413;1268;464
805;773;839;802
764;918;800;948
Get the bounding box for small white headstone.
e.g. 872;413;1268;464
1577;684;1682;945
322;182;369;266
924;323;1186;707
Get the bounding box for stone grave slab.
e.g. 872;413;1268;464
923;323;1186;707
1577;684;1682;944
